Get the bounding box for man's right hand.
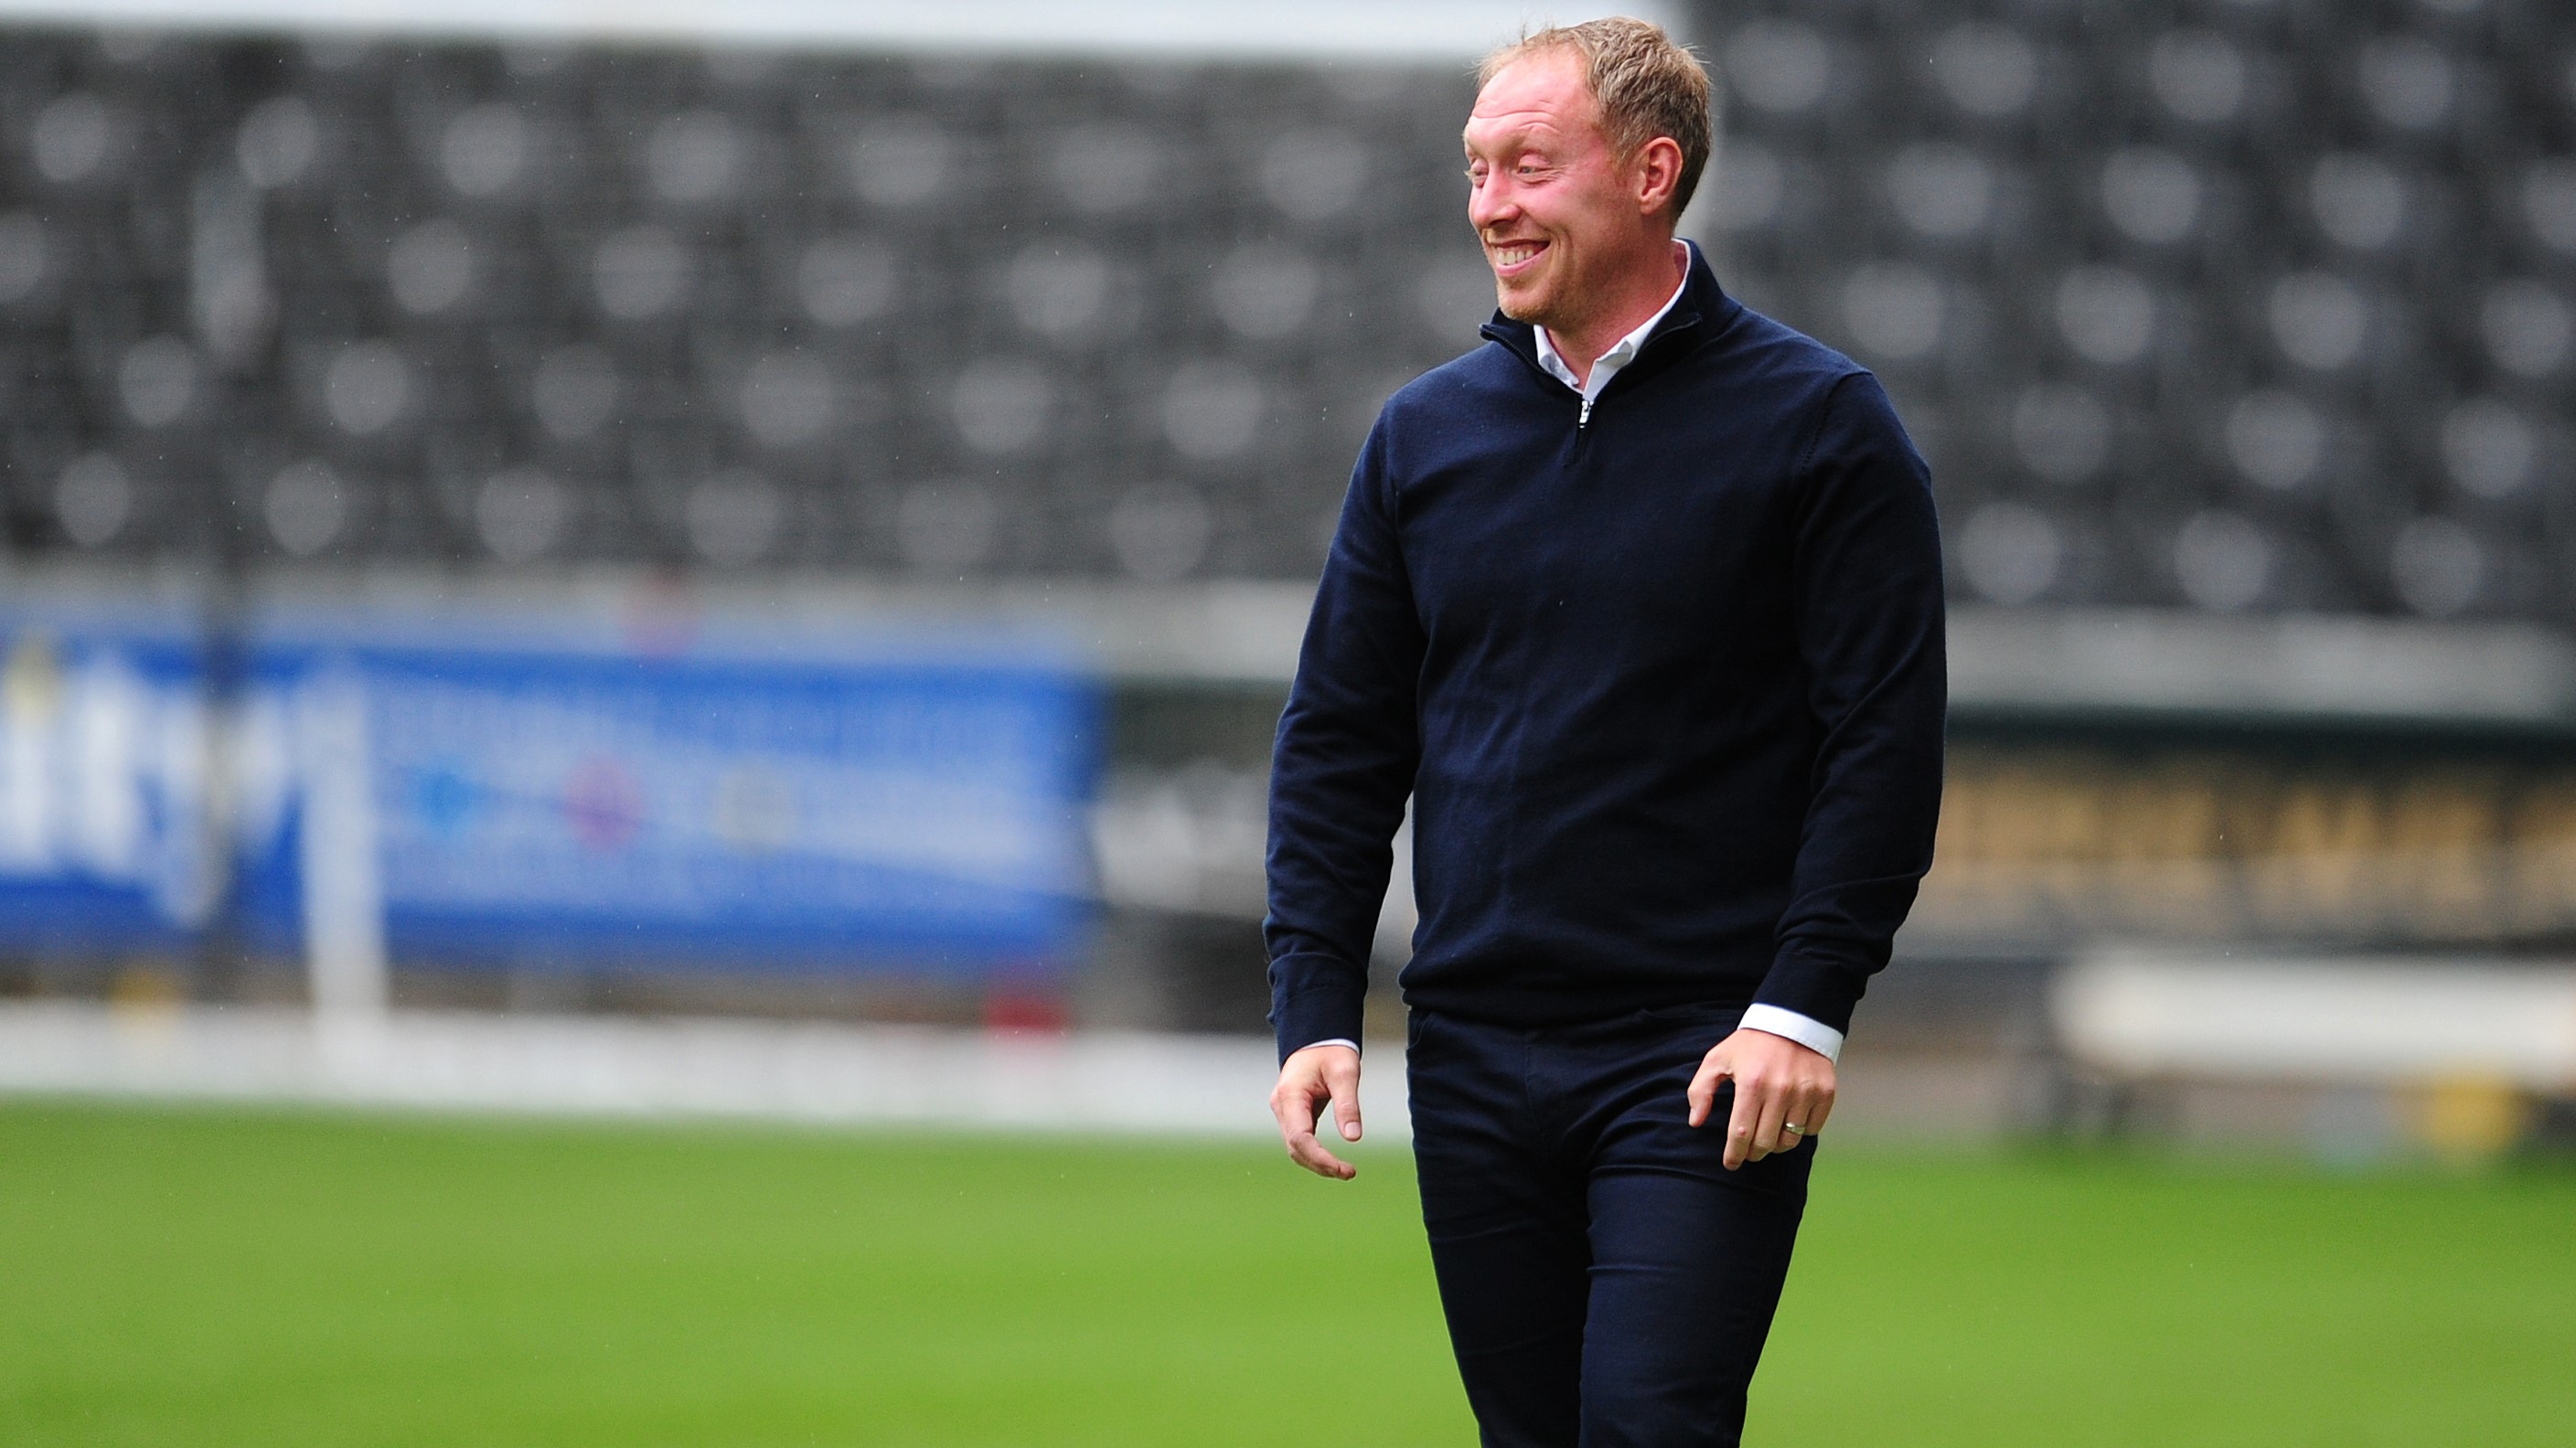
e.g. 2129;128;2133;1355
1270;1043;1363;1180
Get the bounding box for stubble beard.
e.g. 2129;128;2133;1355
1491;265;1579;335
1489;236;1615;339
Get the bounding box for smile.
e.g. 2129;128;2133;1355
1489;240;1548;274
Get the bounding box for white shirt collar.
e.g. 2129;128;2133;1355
1532;241;1693;402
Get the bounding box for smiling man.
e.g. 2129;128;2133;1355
1262;17;1947;1447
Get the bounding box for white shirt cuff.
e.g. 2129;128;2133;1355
1300;1012;1841;1061
1738;1006;1844;1063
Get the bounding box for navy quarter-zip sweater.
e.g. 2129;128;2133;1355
1264;246;1946;1060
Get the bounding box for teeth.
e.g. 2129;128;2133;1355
1494;244;1538;266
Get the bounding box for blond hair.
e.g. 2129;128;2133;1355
1479;17;1714;218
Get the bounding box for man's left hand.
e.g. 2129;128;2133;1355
1687;1028;1835;1169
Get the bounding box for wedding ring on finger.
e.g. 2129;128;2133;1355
1781;1122;1806;1136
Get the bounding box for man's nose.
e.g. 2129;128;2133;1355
1469;176;1513;229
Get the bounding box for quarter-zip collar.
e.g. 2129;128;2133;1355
1532;245;1690;405
1480;239;1740;425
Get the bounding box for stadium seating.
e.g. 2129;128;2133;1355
1705;0;2576;621
0;30;1486;580
0;7;2570;624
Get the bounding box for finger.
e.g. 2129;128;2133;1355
1802;1081;1835;1139
1686;1049;1730;1128
1287;1127;1356;1179
1326;1061;1363;1143
1777;1082;1818;1152
1724;1072;1763;1169
1752;1076;1791;1159
1331;1089;1363;1143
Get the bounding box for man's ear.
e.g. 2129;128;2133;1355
1633;135;1685;220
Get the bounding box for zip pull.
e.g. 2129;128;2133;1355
1578;395;1596;430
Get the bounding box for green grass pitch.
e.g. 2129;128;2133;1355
2;1101;2571;1445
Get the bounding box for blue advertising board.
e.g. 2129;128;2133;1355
0;604;1098;975
0;612;219;951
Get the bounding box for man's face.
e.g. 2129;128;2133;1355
1462;50;1646;332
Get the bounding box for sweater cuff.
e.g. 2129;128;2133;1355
1752;948;1869;1038
1269;953;1369;1064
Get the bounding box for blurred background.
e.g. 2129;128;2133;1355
5;0;2576;1155
0;0;2573;1152
2;2;2574;1443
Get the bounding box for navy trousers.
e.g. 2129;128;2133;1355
1406;1004;1815;1448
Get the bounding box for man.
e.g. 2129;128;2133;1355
1263;17;1945;1446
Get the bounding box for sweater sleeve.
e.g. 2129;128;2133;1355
1263;418;1426;1062
1753;371;1948;1038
